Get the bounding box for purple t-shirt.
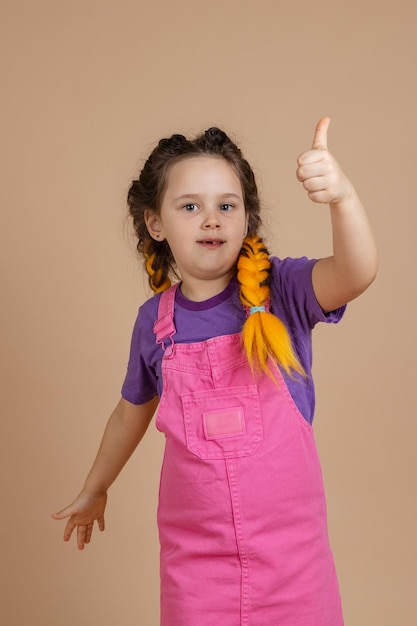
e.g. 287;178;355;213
121;256;345;424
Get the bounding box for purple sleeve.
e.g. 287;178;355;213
121;295;161;405
270;256;346;330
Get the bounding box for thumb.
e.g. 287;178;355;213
51;505;75;520
311;116;330;150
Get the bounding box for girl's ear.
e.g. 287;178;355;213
144;209;165;241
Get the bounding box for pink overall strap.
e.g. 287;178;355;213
153;284;178;352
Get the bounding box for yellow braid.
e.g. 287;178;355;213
238;236;306;380
144;242;172;294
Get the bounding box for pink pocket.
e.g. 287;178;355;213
181;385;263;460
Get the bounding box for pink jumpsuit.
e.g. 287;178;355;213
154;285;344;626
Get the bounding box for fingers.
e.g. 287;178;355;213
61;516;104;548
75;519;105;549
77;523;94;550
311;116;330;150
63;516;77;542
64;519;99;549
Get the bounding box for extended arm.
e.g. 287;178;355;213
296;118;378;312
52;396;158;549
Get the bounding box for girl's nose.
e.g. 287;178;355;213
203;209;221;228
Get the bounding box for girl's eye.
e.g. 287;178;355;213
220;203;233;212
183;203;198;212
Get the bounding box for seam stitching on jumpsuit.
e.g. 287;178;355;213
226;459;250;626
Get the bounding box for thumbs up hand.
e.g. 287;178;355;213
296;117;353;206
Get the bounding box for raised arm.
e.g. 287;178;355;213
296;117;378;313
52;396;158;549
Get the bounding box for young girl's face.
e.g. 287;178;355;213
146;155;248;301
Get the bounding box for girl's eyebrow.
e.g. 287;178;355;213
173;192;243;201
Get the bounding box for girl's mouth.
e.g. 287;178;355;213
198;239;224;249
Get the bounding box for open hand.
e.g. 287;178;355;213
52;490;107;550
296;117;353;205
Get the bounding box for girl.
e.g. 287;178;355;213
53;118;377;625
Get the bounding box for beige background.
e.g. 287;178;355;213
1;1;416;624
